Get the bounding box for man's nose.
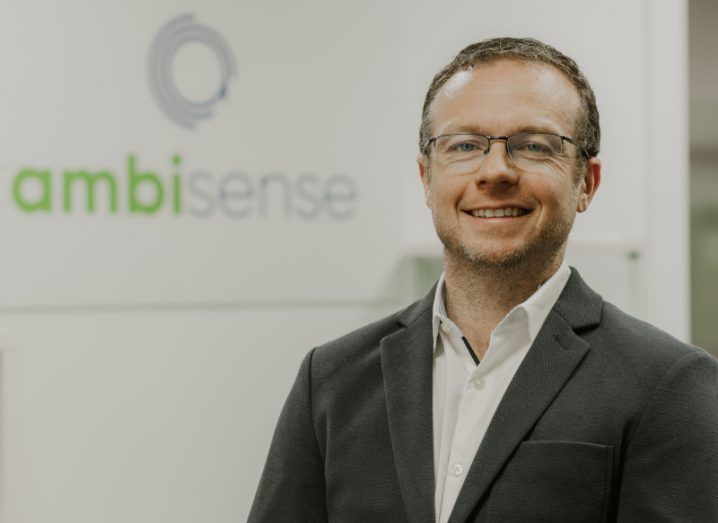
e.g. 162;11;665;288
475;141;519;186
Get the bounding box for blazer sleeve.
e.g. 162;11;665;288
617;349;718;521
248;349;328;523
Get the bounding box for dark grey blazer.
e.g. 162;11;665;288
249;269;718;522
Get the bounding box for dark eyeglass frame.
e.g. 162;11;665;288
422;132;592;159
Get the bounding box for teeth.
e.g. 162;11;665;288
471;207;526;218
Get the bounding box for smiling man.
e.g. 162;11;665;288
249;38;718;522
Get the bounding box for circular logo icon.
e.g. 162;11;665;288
148;14;236;129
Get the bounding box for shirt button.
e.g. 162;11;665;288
471;376;485;390
440;323;450;334
452;463;463;476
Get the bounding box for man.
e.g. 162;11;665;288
249;38;718;522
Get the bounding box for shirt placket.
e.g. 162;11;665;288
438;321;488;520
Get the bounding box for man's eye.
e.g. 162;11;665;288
451;141;486;153
456;142;477;152
522;142;549;153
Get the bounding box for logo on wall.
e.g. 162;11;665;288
7;14;358;222
148;14;236;129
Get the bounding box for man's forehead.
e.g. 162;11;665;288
432;60;581;132
439;59;576;99
441;68;479;98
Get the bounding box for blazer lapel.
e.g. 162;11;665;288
381;289;436;523
448;268;602;523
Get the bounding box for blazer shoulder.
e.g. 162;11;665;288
592;300;716;371
306;288;433;383
310;284;434;361
310;308;405;375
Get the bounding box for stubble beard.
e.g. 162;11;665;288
432;206;576;273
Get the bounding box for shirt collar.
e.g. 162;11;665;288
431;272;449;349
431;262;571;351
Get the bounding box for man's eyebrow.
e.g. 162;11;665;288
439;124;563;135
510;125;563;135
439;123;487;135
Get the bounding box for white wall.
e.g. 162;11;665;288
1;307;398;522
0;1;689;521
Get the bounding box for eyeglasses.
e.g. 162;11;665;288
422;132;589;171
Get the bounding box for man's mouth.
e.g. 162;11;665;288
467;207;531;218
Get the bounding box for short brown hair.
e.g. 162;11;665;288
419;37;600;159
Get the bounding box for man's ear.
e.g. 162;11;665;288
417;154;432;208
577;157;601;213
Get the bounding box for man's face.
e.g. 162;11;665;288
418;60;601;269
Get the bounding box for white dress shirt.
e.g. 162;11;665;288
432;263;571;523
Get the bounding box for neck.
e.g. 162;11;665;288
442;250;565;358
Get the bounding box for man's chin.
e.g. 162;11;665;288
447;238;564;270
458;246;531;268
435;226;569;271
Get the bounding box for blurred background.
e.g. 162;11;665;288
690;0;718;352
0;0;714;521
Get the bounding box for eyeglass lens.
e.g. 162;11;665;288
432;133;569;169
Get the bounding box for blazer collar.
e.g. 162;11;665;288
552;267;604;330
381;305;436;523
396;280;438;327
379;275;458;523
448;267;603;522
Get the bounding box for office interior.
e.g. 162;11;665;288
0;1;715;521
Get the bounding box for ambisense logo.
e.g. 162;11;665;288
11;155;358;220
149;14;236;129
